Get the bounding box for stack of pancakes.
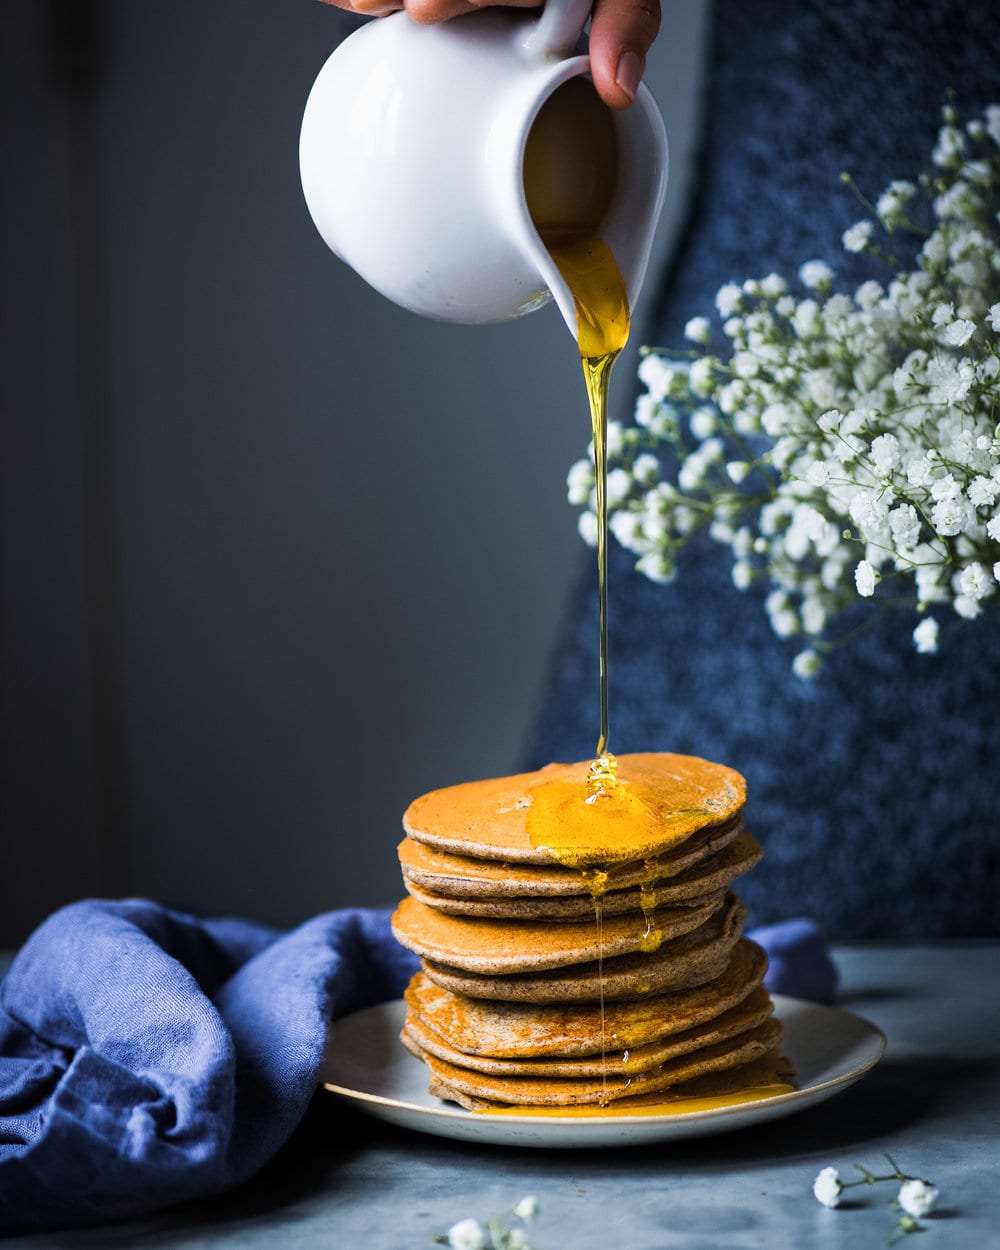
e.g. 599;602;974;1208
391;753;792;1111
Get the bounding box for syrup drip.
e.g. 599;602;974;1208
638;865;663;952
545;233;629;796
524;78;631;1107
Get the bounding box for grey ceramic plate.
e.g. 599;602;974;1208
320;994;886;1148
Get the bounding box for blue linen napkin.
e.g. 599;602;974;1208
0;899;835;1232
0;899;418;1232
754;917;838;1004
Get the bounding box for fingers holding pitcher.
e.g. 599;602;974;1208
318;0;662;110
321;0;541;21
588;0;661;108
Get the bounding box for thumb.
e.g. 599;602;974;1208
587;0;661;110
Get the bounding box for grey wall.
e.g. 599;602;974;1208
1;0;709;944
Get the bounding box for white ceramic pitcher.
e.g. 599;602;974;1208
299;0;668;335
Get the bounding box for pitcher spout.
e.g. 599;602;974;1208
516;69;669;342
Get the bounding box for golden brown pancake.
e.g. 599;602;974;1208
402;830;763;920
403;753;746;867
429;1052;796;1113
419;895;748;1003
402;985;775;1078
402;938;767;1057
405;1018;785;1108
391;890;725;975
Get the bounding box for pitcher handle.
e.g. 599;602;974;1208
521;0;592;59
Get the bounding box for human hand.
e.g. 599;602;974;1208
319;0;661;110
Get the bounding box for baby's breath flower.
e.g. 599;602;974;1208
801;596;827;634
898;1179;940;1219
877;179;916;223
794;649;822;679
513;1196;539;1222
953;592;982;619
715;283;743;316
855;559;878;597
958;562;995;600
732;561;754;590
689;406;717;438
842;219;874;253
636;551;676;583
637;355;675;402
684;316;711;344
813;1166;843;1207
889;504;921;550
931;301;955;326
772;606;801;637
913;617;940;653
855;279;884;310
606;421;625;457
760;272;788;297
577;511;598;548
606;468;632;508
632;453;660;485
798;260;833;290
448;1218;486;1250
938;317;976;347
566;459;594;506
870;432;901;476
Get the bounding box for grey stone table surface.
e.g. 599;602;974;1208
7;944;999;1250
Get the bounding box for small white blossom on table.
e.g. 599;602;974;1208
568;101;1000;673
811;1154;941;1240
813;1165;844;1208
898;1178;940;1219
447;1217;487;1250
437;1196;543;1250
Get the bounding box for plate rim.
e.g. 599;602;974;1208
320;994;886;1139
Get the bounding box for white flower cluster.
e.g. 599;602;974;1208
439;1196;541;1250
813;1159;940;1241
568;102;1000;674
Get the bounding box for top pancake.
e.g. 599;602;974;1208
403;753;747;868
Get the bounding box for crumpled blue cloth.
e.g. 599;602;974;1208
0;899;417;1232
0;899;835;1232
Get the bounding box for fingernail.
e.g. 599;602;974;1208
615;51;642;102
